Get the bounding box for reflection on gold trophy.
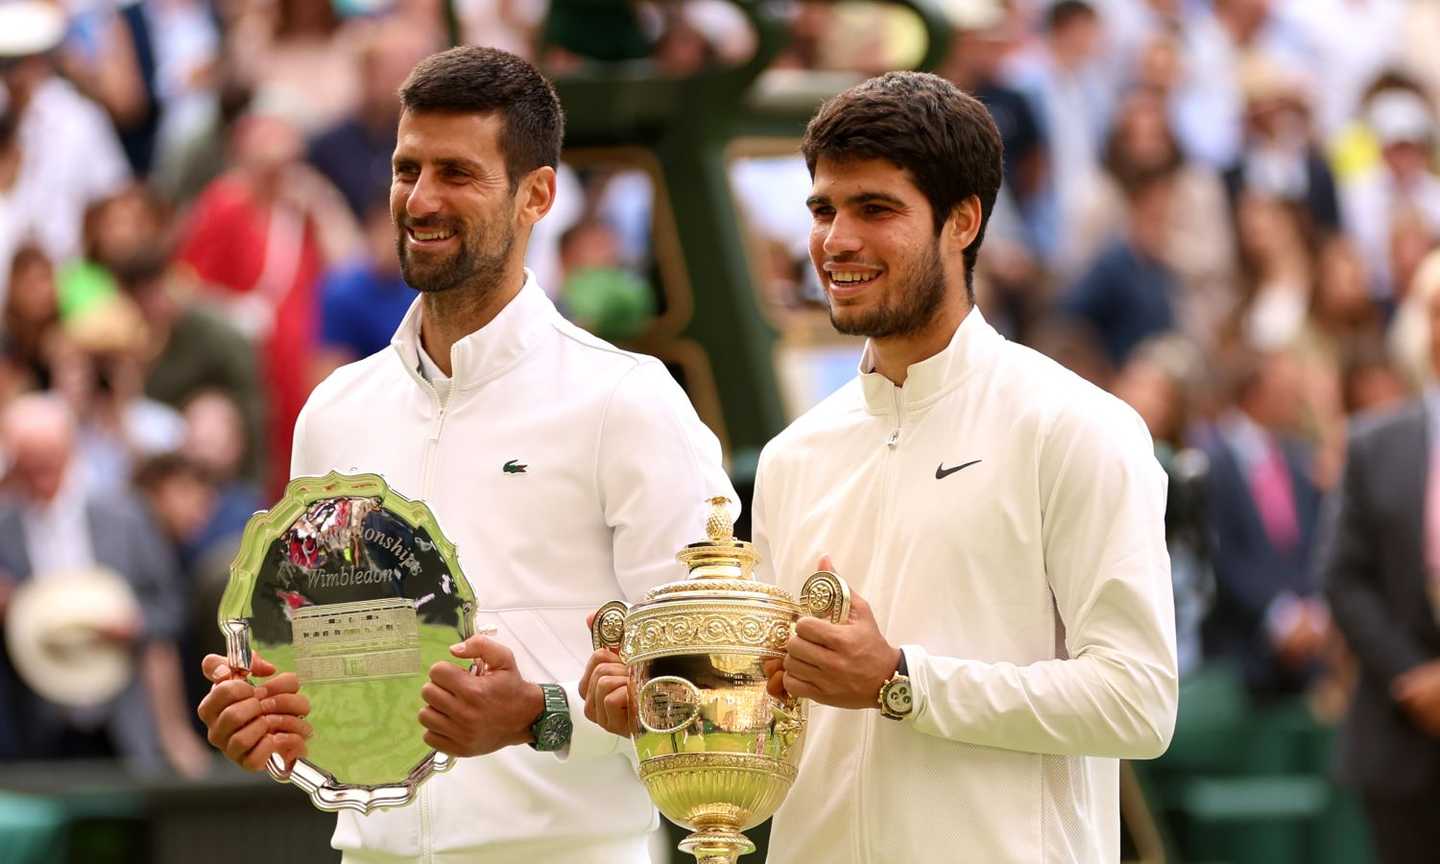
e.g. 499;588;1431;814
590;498;849;864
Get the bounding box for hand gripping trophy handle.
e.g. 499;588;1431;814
797;570;851;625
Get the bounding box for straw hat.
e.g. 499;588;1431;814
4;567;140;707
0;1;65;59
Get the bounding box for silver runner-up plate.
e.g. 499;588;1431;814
218;472;477;813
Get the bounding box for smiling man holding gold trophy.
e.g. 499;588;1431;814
583;71;1178;863
196;46;734;863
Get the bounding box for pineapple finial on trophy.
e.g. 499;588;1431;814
704;496;736;543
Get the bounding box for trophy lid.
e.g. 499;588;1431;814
643;497;795;605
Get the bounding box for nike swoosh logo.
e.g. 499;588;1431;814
935;459;982;479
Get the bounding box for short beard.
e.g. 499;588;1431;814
397;221;515;297
828;238;946;339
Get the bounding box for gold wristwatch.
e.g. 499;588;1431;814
877;650;912;721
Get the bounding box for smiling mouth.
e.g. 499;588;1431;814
829;271;880;286
407;226;457;243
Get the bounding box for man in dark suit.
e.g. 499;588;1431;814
1323;284;1440;864
1203;349;1329;696
0;393;207;775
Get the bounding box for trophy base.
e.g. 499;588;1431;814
678;828;756;864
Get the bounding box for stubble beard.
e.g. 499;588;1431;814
397;219;515;299
827;238;947;340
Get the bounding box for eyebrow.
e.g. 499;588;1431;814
806;191;908;209
392;155;484;172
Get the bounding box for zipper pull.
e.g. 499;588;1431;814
887;429;899;448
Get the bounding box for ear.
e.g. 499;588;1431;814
514;165;557;229
945;195;983;253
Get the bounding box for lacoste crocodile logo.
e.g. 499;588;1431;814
503;459;528;474
935;459;981;480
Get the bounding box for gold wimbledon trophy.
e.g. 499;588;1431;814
590;498;849;864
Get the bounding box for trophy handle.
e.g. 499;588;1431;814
222;619;252;676
590;600;629;652
799;570;851;624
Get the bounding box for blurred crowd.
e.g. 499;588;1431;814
0;0;1435;801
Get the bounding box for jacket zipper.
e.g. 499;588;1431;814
856;384;904;857
887;388;902;448
419;382;449;499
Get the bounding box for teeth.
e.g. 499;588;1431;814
412;229;454;241
831;271;877;284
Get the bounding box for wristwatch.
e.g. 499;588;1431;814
529;683;574;751
877;651;913;721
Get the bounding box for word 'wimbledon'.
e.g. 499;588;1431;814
307;567;400;590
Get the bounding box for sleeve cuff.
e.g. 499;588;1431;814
899;644;927;727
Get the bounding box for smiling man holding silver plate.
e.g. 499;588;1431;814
196;46;734;863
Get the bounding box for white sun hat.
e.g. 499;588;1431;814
4;567;141;708
0;1;65;59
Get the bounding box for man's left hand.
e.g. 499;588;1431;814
763;566;900;711
421;636;545;757
1394;659;1440;737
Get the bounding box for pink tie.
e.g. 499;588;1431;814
1426;446;1440;621
1251;442;1300;552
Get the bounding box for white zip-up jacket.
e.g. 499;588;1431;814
290;273;735;863
754;309;1178;863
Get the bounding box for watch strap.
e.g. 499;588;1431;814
528;683;573;751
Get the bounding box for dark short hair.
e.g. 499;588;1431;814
801;71;1004;297
399;46;564;190
1047;0;1098;32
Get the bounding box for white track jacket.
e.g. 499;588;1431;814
290;273;735;863
754;308;1178;863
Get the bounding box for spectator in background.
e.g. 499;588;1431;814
0;393;208;777
1062;164;1179;370
1008;0;1112;259
557;219;654;342
1233;192;1317;351
225;0;358;134
177;92;358;495
55;184;172;323
1223;55;1341;234
1202;349;1330;698
1322;273;1440;864
1340;338;1411;417
1342;86;1440;302
939;0;1047;227
59;293;186;498
2;246;64;392
0;1;130;290
1393;247;1440;391
180;389;262;567
1273;0;1407;142
314;191;413;376
1064;86;1237;346
114;252;264;484
1173;0;1305;169
308;25;436;220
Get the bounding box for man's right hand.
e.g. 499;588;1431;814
579;647;632;737
197;653;312;772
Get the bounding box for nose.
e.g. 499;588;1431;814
404;168;442;221
821;211;862;258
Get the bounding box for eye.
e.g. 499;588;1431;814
810;205;835;221
863;204;891;216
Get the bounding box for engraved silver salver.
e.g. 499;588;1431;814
218;472;477;813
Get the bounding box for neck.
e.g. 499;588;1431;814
869;300;971;387
417;266;526;376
